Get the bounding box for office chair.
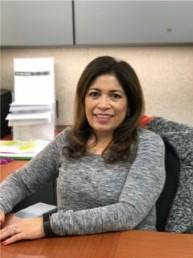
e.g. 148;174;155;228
156;137;180;231
12;181;56;213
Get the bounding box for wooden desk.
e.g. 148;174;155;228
1;229;193;258
1;161;193;258
0;160;27;182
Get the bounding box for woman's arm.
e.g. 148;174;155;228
49;130;166;236
0;130;67;214
0;130;165;244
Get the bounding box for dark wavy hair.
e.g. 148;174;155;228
63;56;144;163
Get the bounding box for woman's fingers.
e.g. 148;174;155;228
0;224;17;241
0;225;16;241
0;223;25;245
2;233;23;245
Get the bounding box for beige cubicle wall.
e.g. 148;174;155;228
1;45;193;126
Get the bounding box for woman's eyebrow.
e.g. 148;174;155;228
110;90;124;94
88;88;124;94
88;87;100;91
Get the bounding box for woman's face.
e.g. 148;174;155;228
85;74;128;137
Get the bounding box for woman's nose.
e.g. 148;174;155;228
97;95;110;109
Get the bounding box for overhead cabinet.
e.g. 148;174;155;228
1;1;193;46
74;1;193;45
1;1;73;46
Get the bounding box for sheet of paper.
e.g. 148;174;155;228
15;202;57;218
10;103;52;112
14;58;55;104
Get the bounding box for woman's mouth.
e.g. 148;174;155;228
94;113;113;123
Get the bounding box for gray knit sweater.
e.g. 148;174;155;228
0;128;165;235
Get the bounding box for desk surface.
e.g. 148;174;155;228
1;229;193;258
1;161;193;258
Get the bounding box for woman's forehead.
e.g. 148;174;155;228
89;74;124;91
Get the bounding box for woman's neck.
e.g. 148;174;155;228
87;133;112;155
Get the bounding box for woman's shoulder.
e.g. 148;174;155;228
54;126;72;147
135;129;165;174
138;128;164;146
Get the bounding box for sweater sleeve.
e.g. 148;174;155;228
50;130;166;235
0;130;67;214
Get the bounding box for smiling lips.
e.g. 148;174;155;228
94;113;114;124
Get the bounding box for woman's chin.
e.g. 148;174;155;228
93;126;113;135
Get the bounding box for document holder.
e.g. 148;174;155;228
6;57;56;140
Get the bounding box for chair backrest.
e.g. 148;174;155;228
156;137;181;231
12;181;56;213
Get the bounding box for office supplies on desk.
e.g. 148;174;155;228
0;139;49;159
0;157;14;165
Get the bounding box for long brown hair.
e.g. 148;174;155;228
63;56;144;163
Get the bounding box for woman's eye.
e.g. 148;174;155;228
111;93;122;99
88;91;100;98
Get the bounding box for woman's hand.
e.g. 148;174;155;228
0;216;45;245
0;208;5;228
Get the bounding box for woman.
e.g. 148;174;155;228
0;56;165;245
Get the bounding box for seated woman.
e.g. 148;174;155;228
0;56;165;245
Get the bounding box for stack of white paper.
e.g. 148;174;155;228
7;103;53;126
6;58;56;140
